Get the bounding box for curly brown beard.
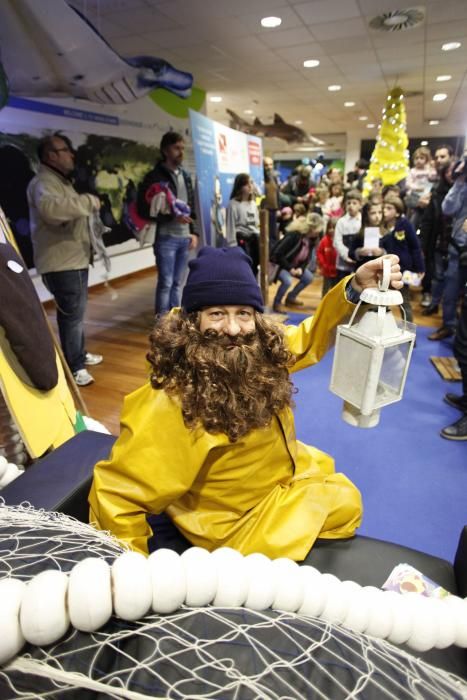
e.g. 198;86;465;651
147;311;296;442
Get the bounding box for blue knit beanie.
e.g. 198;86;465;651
182;246;264;313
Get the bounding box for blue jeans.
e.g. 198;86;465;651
431;245;465;329
273;267;313;306
42;269;88;373
154;234;191;313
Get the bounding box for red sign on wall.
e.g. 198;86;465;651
248;139;261;166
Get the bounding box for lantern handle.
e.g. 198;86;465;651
378;256;391;292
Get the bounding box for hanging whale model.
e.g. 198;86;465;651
0;0;193;108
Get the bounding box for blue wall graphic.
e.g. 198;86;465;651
190;110;263;246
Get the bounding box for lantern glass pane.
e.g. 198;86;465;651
331;334;373;407
374;341;411;406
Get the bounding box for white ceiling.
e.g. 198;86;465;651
70;0;467;153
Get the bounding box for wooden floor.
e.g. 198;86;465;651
45;270;442;435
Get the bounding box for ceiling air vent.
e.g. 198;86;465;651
369;7;425;32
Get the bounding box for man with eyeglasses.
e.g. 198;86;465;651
27;133;102;386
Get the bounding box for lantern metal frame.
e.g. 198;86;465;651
329;259;416;427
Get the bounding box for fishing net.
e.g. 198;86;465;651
0;502;465;700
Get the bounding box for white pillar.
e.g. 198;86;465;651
345;132;362;176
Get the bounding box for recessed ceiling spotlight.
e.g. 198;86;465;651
261;16;282;28
436;75;452;81
303;59;320;68
433;93;447;101
442;41;461;51
429;120;440;125
328;84;341;91
243;109;254;114
358;115;368;121
421;140;429;146
209;96;222;102
344;101;355;107
294;120;303;125
367;123;376;128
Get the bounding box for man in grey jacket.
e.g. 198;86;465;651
27;134;102;386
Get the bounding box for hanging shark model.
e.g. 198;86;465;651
227;110;308;144
0;0;193;107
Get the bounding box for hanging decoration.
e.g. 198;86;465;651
363;86;410;196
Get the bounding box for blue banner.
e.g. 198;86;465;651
7;96;119;125
6;96;158;129
190;110;263;247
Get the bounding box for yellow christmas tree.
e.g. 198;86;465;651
363;86;409;197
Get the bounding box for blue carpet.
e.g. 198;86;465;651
286;311;466;564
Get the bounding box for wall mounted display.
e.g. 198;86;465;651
190;110;263;246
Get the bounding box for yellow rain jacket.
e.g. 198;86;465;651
89;279;363;559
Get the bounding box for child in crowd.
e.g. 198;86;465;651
405;146;437;232
226;173;260;272
306;189;319;215
369;178;384;198
323;182;345;222
382;184;401;198
277;206;293;236
381;195;424;322
316;217;338;296
367;191;383;206
313;185;329;219
270;213;324;311
348;201;385;269
333;189;363;281
292;202;307;219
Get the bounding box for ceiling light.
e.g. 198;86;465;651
328;84;341;91
358;115;368;121
436;75;452;82
433;93;447;102
294;120;303;125
261;16;282;28
367;123;376;128
243;109;254;114
209;96;222;102
421;140;429;146
442;41;461;51
429;120;439;125
344;101;355;107
303;59;320;68
309;135;326;145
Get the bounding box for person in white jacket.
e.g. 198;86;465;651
333;189;363;282
27;133;102;386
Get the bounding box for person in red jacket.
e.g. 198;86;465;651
316;217;338;296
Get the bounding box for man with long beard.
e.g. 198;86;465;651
89;246;402;559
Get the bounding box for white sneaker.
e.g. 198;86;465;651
420;293;432;308
84;352;103;366
73;369;95;386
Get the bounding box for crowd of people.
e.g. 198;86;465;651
226;147;467;440
28;130;466;442
25;127;465;561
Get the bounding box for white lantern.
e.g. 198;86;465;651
330;259;416;428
